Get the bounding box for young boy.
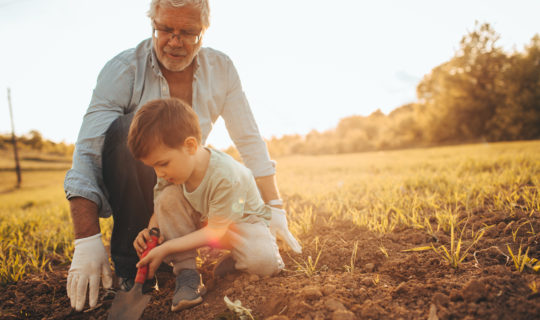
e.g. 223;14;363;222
127;98;285;311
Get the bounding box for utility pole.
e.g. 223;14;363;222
7;88;22;188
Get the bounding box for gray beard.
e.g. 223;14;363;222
159;44;201;72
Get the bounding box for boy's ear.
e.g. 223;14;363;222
184;136;198;154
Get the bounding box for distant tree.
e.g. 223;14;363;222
488;34;540;140
384;103;424;148
266;134;303;157
27;130;44;150
417;22;509;143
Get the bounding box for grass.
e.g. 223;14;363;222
0;140;539;283
278;141;539;240
529;280;539;294
290;236;324;277
0;149;71;172
344;240;359;273
0;169;112;285
507;244;540;273
430;218;486;269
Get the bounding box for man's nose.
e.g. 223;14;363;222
168;34;184;47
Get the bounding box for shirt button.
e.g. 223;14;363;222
162;86;166;92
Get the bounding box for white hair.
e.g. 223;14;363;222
147;0;210;30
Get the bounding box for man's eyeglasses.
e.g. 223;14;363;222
152;22;202;45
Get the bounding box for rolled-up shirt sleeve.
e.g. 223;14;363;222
64;57;134;218
220;57;276;178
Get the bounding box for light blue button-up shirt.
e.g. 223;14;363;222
64;39;275;218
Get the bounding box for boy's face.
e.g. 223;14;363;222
140;142;195;185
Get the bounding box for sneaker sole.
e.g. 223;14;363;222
171;296;203;311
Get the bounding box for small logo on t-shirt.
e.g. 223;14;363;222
232;198;245;214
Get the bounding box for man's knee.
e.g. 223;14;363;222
106;113;134;140
102;113;136;183
103;113;134;156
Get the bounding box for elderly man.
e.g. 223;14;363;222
64;0;301;312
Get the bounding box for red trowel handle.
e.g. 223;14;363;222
134;227;160;284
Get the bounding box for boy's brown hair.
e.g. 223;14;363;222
128;98;202;159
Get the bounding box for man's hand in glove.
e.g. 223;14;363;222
67;233;113;311
269;207;302;253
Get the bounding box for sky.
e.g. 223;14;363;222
0;0;539;149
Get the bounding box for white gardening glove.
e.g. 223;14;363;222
67;233;113;311
269;207;302;253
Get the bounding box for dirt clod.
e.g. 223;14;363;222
265;316;289;320
324;298;346;311
364;263;375;272
332;309;355;320
461;279;486;302
432;292;449;307
449;289;462;301
248;274;260;282
301;286;323;299
224;287;234;296
322;284;337;296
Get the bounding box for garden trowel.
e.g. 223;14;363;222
107;228;160;320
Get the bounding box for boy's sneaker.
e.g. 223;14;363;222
171;269;207;311
212;253;236;278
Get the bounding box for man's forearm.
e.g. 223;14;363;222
69;197;101;239
255;175;282;208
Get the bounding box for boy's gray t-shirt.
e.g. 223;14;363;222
182;148;272;229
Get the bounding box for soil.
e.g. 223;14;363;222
2;208;540;320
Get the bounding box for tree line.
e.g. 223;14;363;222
0;130;74;156
264;23;540;157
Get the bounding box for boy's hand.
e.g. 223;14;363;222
269;207;302;253
134;228;164;257
136;245;166;279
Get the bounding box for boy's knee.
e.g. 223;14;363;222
155;185;183;215
242;245;283;276
154;185;199;238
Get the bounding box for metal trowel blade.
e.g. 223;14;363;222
107;283;151;320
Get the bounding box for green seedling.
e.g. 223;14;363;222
529;280;539;294
507;245;540;273
402;246;433;252
344;241;359;273
290;237;323;277
379;244;389;258
423;217;438;240
405;218;485;269
512;221;532;243
432;220;485;269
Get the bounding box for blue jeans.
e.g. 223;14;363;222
102;112;156;278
